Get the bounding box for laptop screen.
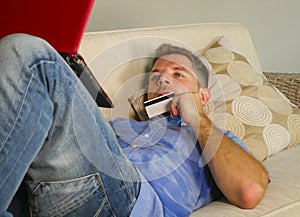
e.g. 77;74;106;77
1;0;95;54
1;0;114;108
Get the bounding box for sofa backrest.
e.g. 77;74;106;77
78;23;262;120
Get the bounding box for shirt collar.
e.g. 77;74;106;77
166;115;186;126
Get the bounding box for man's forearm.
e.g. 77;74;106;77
194;116;269;209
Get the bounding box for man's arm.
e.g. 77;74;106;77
170;92;269;209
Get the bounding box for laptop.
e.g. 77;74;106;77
1;0;113;108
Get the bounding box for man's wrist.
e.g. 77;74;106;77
191;115;212;139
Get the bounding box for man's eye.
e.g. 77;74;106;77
174;73;184;78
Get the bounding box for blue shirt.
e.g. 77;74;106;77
110;116;247;217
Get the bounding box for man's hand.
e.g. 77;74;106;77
170;92;206;128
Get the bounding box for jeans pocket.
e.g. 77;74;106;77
29;173;115;217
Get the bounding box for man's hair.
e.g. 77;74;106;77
148;43;210;88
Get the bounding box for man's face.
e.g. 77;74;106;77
147;54;199;100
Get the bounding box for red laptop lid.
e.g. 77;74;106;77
1;0;95;54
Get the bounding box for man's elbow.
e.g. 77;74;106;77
238;181;268;209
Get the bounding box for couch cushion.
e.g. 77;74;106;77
201;37;300;161
190;145;300;217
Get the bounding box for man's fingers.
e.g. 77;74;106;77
170;101;179;118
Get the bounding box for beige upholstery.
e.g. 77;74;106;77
191;145;300;217
79;23;261;121
79;23;300;216
80;23;261;69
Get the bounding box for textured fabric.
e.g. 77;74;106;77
202;37;300;161
111;116;247;216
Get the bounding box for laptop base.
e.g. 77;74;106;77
60;53;114;108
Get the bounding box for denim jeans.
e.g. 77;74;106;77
0;34;140;217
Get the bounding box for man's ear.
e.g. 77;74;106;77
199;88;210;103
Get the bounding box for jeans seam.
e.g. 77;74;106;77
29;59;78;98
93;196;107;217
0;75;34;152
31;173;101;194
94;173;117;217
118;169;137;206
0;74;35;192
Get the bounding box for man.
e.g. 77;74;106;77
0;34;269;217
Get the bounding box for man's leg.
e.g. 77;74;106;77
0;34;140;217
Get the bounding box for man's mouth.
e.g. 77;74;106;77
144;92;175;118
157;92;171;97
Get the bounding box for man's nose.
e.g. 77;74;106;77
157;73;171;86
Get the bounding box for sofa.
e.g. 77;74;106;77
77;23;300;216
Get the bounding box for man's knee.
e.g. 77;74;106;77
1;33;43;47
0;33;54;58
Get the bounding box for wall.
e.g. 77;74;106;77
86;0;299;73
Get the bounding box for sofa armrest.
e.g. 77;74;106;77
263;72;300;108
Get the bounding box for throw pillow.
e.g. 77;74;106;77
202;36;300;161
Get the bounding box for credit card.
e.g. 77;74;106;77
144;92;175;118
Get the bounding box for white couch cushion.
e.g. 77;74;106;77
191;145;300;216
